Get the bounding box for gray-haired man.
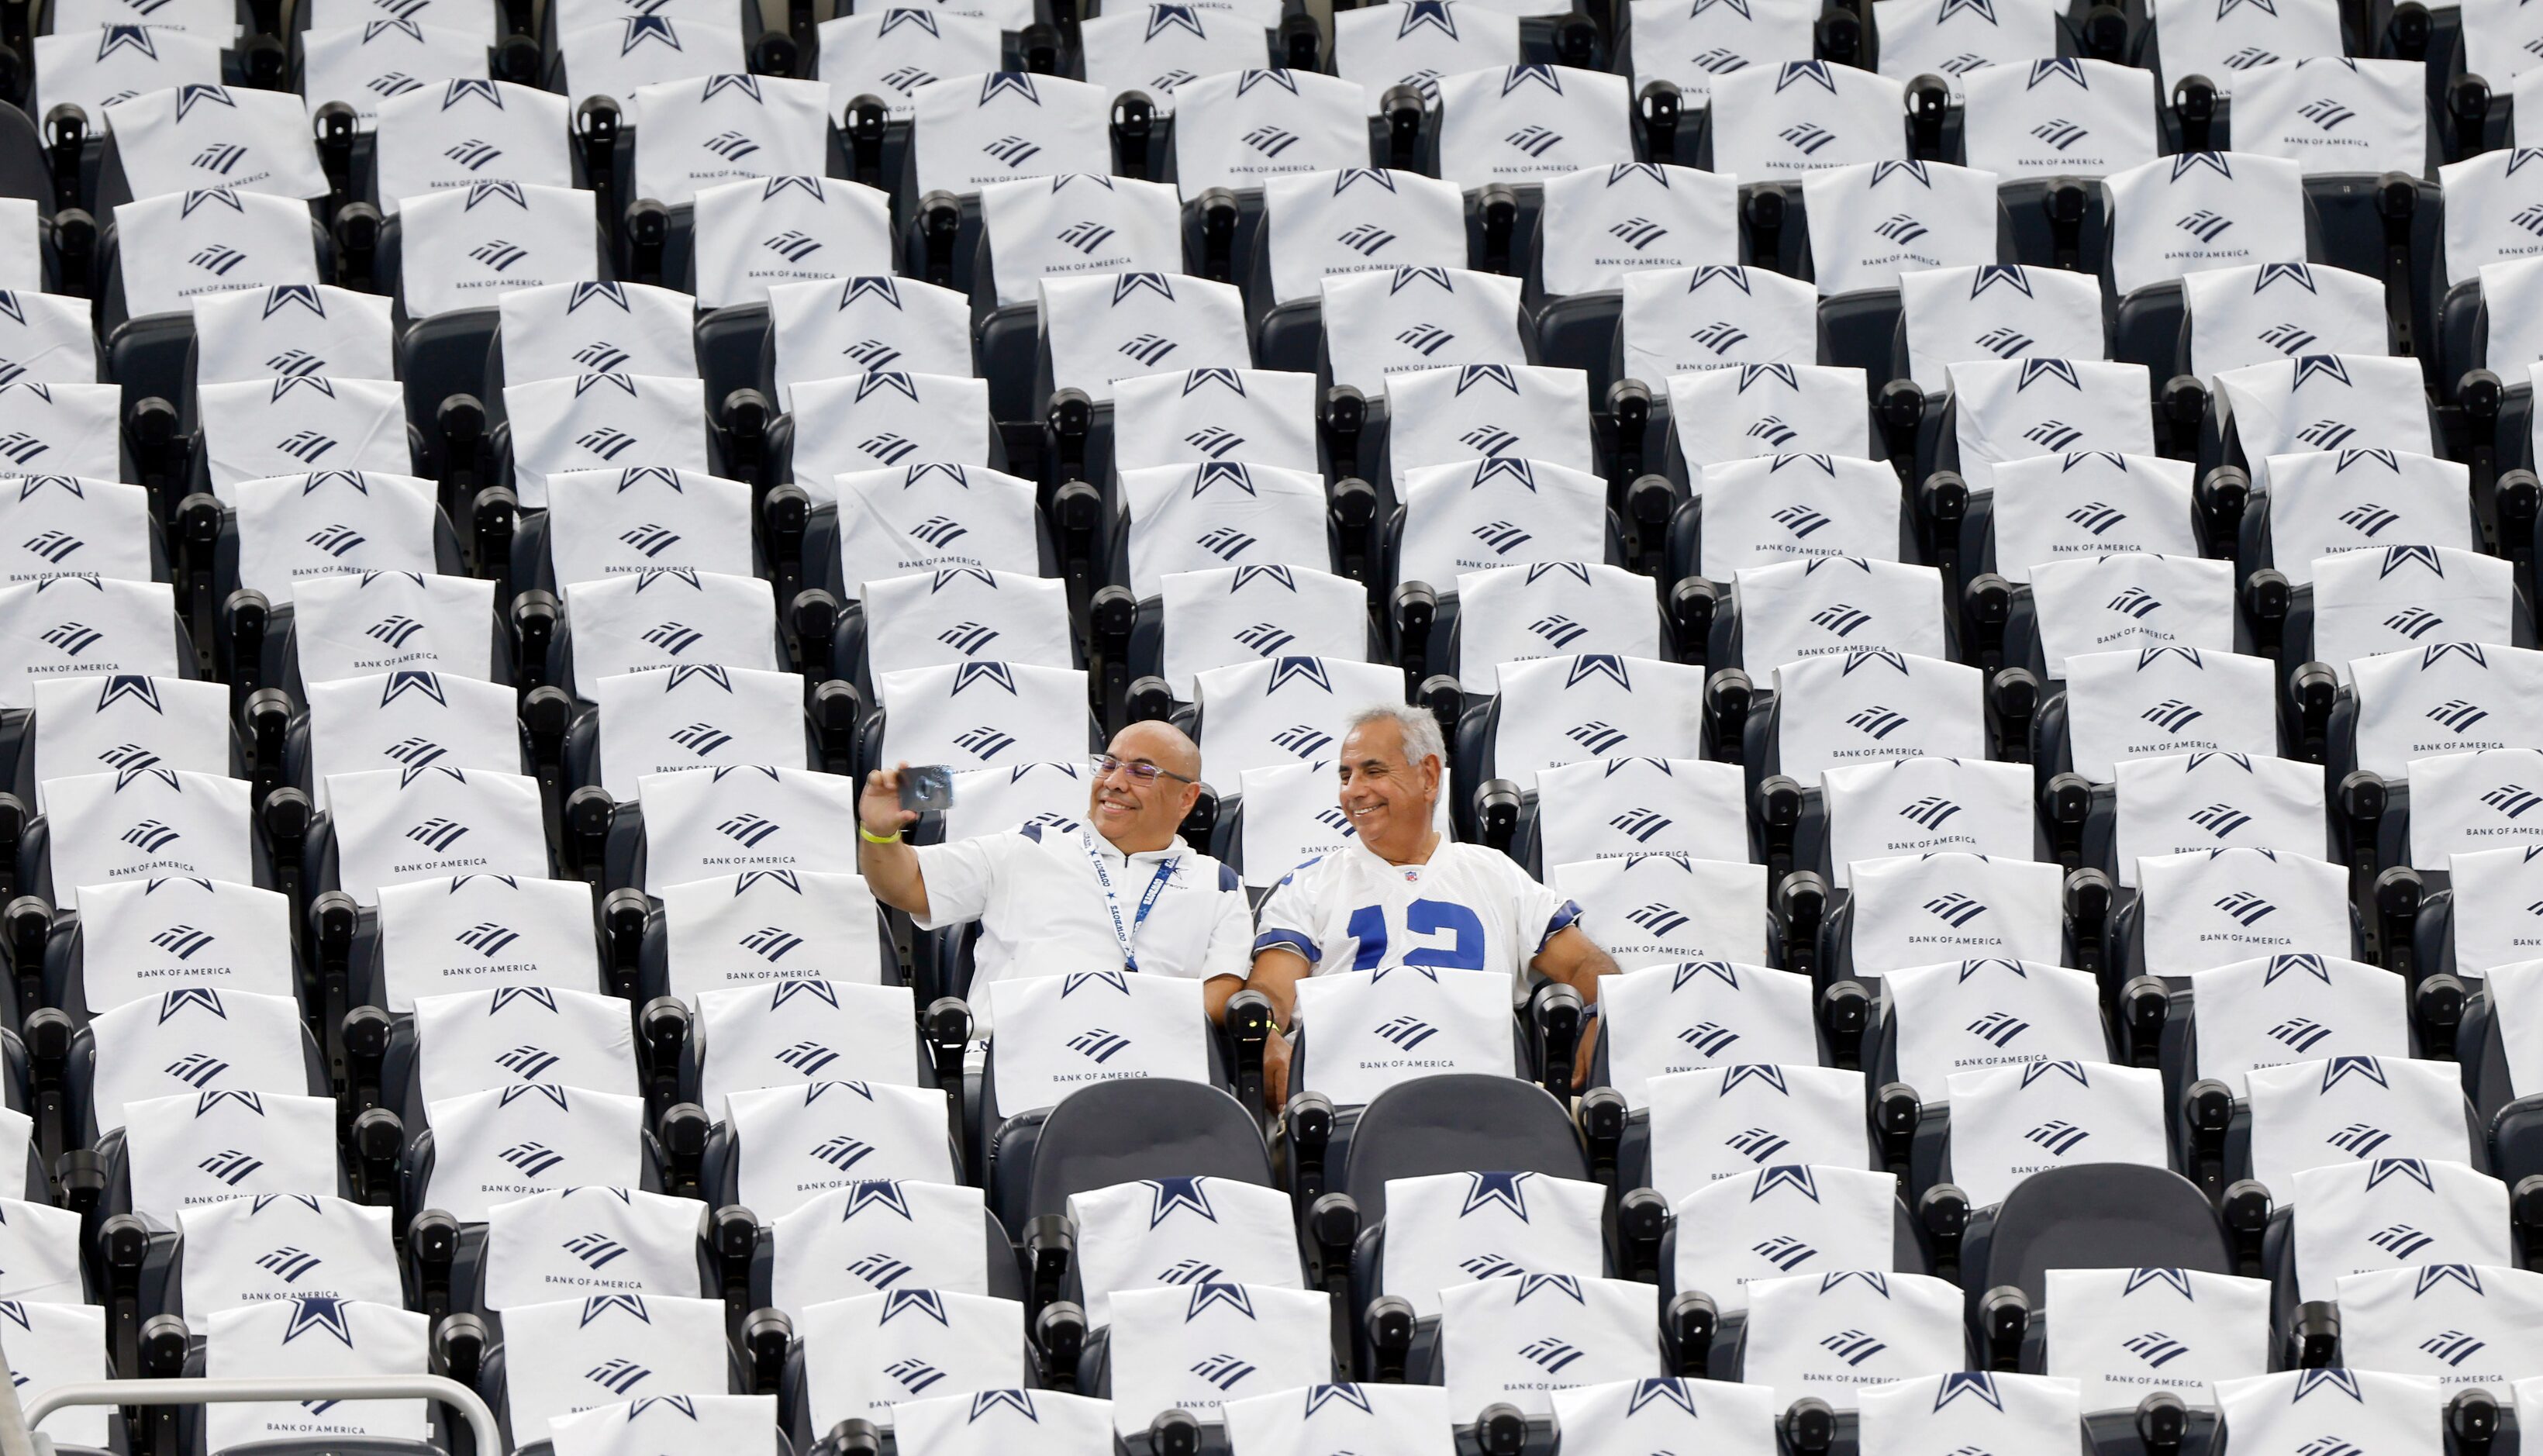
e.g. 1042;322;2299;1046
1237;705;1620;1103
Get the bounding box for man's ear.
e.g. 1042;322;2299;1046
1422;753;1444;798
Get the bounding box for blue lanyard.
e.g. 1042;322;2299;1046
1082;833;1176;973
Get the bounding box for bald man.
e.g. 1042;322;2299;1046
860;722;1253;1004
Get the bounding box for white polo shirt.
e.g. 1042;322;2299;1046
1254;837;1580;999
913;824;1253;1013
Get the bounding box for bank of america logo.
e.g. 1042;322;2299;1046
2124;1331;2189;1368
1966;1010;2029;1045
167;1052;229;1087
1874;213;1929;244
760;229;822;264
2300;419;2356;448
1629;902;1691;937
2419;1330;2486;1366
2192;802;2252;837
257;1247;322;1282
1569;721;1627;754
1057;220;1116;254
911;516;970;549
1749;416;1799;447
2177;210;2232;243
572;341;632;373
280;432;340;465
1472;519;1533;554
102;744;159;771
303;523;365;556
885;1358;944;1394
2270;1017;2334;1053
2213;891;2275;926
844;339;902;369
153;924;215;959
2429;699;2492;734
2328;1123;2392;1156
1975;326;2035;358
1506;126;1563;157
1183;1352;1261;1392
1068;1027;1133;1063
2106;587;2161;619
854;431;918;465
2298;97;2356;129
407;817;469;853
670;722;733;757
701;129;761;161
1782;122;1835;154
849;1254;913;1288
1158;1259;1224;1285
1196;527;1257;560
1527;613;1588;648
739;926;802;962
369;71;423;95
955;725;1017;760
2384;607;2445;640
1812;602;1872;637
2369;1223;2432;1257
122;819;180;853
2220;44;2279;65
20;530;81;564
1461;1253;1527;1280
264;349;323;378
1120;333;1178;367
2484;784;2543;819
2142;699;2205;734
2259;322;2318;354
718;813;781;847
1774;504;1832;537
937;621;999;657
2031;118;2088;150
774;1040;838;1075
2516;205;2543;237
585;1359;650;1395
191;245;247;275
1694;321;1751;354
1275;724;1335;755
471;239;529;271
810;1135;876;1171
1396;323;1456;356
1323;223;1397;260
457;922;519;956
1727;1127;1790;1161
364;615;426;649
1680;1022;1739;1055
2067;501;2127;534
1609;216;1669;251
1518;1338;1585;1372
879;64;935;92
2026;1120;2089;1155
384;737;446;768
563;1233;629;1268
1375;1016;1440;1051
634;621;702;657
1611;809;1672;841
2025;419;2084;450
1690;45;1746;71
30;616;104;657
447;138;502;170
500;1141;564;1177
2341;502;2401;537
1737;1233;1813;1271
1820;1329;1888;1365
578;429;637;461
193;143;247;174
1899;797;1961;830
1244;125;1300;156
497;1044;560;1079
1848;706;1910;740
200;1150;264;1184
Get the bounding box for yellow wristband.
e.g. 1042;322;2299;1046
858;825;901;845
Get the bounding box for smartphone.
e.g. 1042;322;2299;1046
899;764;957;813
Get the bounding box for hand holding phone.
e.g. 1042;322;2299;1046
898;764;956;813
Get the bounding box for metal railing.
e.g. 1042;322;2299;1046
20;1376;503;1456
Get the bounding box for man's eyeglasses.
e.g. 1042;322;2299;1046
1092;754;1198;785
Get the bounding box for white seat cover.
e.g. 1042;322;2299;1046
1378;1169;1606;1317
1395;457;1609;592
1623;0;1817;107
550;1394;778;1456
2216;355;2436;492
1040;271;1250;403
42;766;249;909
1551;854;1769;968
1170;70;1373;193
1291;964;1516;1105
2143;0;2341;96
1740;1269;1965;1410
978;174;1184;309
299;19;487;128
503;374;710;511
2291;1158;2508;1302
1899;263;2109;392
105;84;328;200
71;874;292;1012
2062;646;2279;783
726;1079;957;1218
1882;955;2103;1093
1705;61;1907;181
767;275;975;394
0;476;156;586
1110;368;1320;474
1065;1175;1304;1326
2212;1369;2443;1456
1383;363;1594;492
813;9;1002;122
1189;654;1404;786
861;569;1071;678
660;873;883;997
28;673;231;807
1857;1372;2083;1456
126;1089;341;1220
2184;261;2389;378
2112;750;2327;888
230;470;438;601
637;766;864;892
1846;857;2065;970
2225;56;2425;177
2042;1265;2270;1412
2248;1055;2470;1196
2335;1263;2543;1388
1944;357;2155;492
412;983;635;1103
1223;1383;1454;1456
176;1193;400;1330
0;289;101;384
1158;564;1368;701
1667;1163;1895;1313
1942;1058;2169;1206
1319;267;1526;397
1333;0;1520;109
628;74;831;209
1732;557;1948;674
1768;649;1985;783
1534;164;1741;297
799;1289;1023;1430
2104;151;2307;296
192;285;392;387
395;181;599;320
1693;454;1906;574
767;1179;994;1315
1531;756;1747;868
1667;364;1872;471
1801;160;2003;298
890;1390;1116;1456
1106;1283;1334;1432
374;872;599;1012
590;663;806;800
1960;57;2159;181
2190;954;2405;1092
556;18;748;105
33;28;222;135
2135;846;2354;973
1489;653;1706;777
0;1300;110;1447
1645;1063;1872;1199
1820;755;2036;886
1261;168;1468;309
372;80;574;216
699;980;920;1106
304;670;519;799
421;1083;647;1221
2446;850;2543;982
782;372;994;490
910;71;1113;195
497;280;699;384
2348;643;2543;780
116;187;321;320
563;569;776;692
1623;267;1820;381
1434;64;1633;187
496;1295;731;1437
481;1185;706;1310
1439;1274;1658;1416
1872;0;2059;94
1989;451;2205;589
982;970;1209;1113
1078;5;1269;116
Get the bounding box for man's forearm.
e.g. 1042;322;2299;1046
857;837;930;919
1244;948;1310;1028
